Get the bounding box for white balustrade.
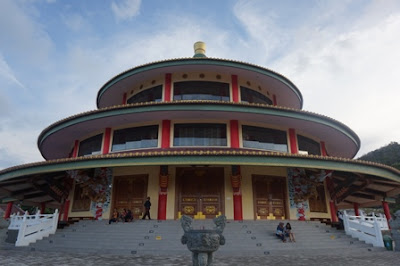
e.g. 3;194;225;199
8;209;59;247
343;210;388;247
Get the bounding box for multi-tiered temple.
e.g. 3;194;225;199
1;42;400;224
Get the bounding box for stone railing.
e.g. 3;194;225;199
343;210;387;247
8;209;59;246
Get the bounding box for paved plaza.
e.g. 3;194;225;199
1;249;400;266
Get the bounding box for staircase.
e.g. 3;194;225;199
2;219;387;256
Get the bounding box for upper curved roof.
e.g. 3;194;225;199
96;57;303;109
37;101;360;160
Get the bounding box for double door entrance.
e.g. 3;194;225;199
113;175;148;219
252;175;287;219
176;167;224;219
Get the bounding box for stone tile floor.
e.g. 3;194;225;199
1;249;400;266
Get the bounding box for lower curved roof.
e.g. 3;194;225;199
1;150;399;182
38;101;360;160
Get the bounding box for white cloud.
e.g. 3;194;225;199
111;0;141;22
0;53;25;89
0;0;53;64
62;13;87;32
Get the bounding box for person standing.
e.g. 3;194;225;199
142;196;151;220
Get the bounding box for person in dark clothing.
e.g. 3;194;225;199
125;209;133;222
142;197;151;220
109;208;119;225
276;222;286;242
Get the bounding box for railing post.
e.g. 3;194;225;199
52;209;59;234
16;211;28;246
343;210;349;234
373;216;384;247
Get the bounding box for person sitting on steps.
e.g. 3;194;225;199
109;208;119;225
285;222;296;242
125;209;133;222
276;222;286;242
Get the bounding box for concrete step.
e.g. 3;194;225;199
19;219;387;256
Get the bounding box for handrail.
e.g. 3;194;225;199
8;209;59;247
343;210;387;247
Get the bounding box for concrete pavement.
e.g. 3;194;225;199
1;249;399;266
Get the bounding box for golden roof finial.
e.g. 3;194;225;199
193;41;206;57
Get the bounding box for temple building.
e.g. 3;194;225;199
1;42;400;224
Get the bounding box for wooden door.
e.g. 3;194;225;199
253;175;286;219
113;175;148;219
176;167;224;219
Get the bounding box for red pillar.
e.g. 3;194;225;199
273;94;277;106
72;140;79;158
157;166;168;220
353;202;359;216
329;200;338;223
102;128;111;154
230;120;240;148
164;73;172;102
4;202;13;219
382;201;391;221
122;93;127;105
231;166;243;221
63;200;70;222
231;75;239;102
288;128;298;154
320;141;327;156
161;120;171;148
40;202;46;214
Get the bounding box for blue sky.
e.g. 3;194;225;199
1;0;400;169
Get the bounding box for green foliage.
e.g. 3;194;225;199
358;142;400;215
358;142;400;168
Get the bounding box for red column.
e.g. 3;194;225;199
320;141;327;156
230;120;240;148
158;166;168;220
161;120;171;148
288;128;298;154
329;200;338;223
72;140;79;158
231;75;239;102
102;128;111;154
164;73;172;102
231;166;243;221
63;200;70;222
122;93;127;105
353;202;359;216
40;202;46;214
4;202;13;219
382;201;391;221
273;94;277;106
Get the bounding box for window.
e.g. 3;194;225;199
298;135;321;155
174;123;227;146
242;125;287;152
78;134;103;156
173;81;230;101
240;86;272;105
112;125;158;151
127;85;162;104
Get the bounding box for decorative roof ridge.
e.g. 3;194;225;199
37;100;360;149
2;149;399;177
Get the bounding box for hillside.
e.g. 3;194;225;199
358;142;400;170
358;141;400;214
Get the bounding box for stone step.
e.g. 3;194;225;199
18;219;386;256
